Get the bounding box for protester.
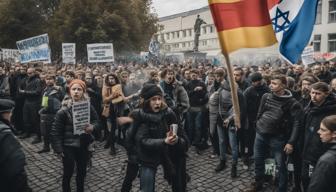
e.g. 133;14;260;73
133;84;187;192
246;74;303;192
301;82;336;191
38;74;63;153
308;115;336;192
19;67;43;143
0;99;31;192
50;79;99;192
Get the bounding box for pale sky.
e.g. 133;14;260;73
151;0;208;18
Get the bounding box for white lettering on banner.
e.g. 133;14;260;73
16;34;51;63
62;43;76;64
87;43;114;63
72;100;90;135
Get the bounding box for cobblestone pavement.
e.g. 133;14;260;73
20;137;291;192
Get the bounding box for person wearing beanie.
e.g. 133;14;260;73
308;115;336;192
124;83;188;192
50;79;100;192
0;99;31;191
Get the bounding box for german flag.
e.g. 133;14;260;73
209;0;277;54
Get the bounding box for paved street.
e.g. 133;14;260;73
20;137;285;192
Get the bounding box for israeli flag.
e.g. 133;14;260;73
269;0;319;64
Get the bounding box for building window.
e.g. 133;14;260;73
210;25;214;33
328;33;336;52
176;31;180;38
183;30;186;37
166;33;170;40
189;29;192;36
316;1;322;24
329;0;336;23
202;27;207;34
313;34;321;52
172;32;175;39
182;42;186;48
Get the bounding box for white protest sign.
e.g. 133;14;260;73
62;43;76;64
0;48;20;62
87;43;114;63
16;34;51;63
301;46;315;66
72;100;90;135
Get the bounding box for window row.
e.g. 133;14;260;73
160;25;216;40
313;33;336;52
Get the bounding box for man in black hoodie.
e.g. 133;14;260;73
243;72;270;166
246;74;303;192
301;82;336;192
19;67;43;144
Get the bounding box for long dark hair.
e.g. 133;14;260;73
105;73;120;86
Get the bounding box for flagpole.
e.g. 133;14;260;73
222;51;241;129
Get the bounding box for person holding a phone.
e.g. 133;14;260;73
132;84;188;192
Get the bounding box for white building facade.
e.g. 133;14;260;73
157;0;336;63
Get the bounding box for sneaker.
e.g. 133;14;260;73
215;160;226;172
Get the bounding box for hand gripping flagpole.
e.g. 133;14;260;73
222;51;241;129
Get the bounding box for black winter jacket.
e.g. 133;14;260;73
186;79;208;107
50;98;100;154
256;91;303;145
0;119;29;191
134;107;188;168
243;83;270;123
19;74;43;103
302;95;336;165
308;144;336;192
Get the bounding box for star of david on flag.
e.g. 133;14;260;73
268;0;319;64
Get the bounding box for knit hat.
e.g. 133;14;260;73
140;84;163;100
0;99;15;113
69;79;86;91
250;72;263;82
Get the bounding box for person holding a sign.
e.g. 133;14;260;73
51;79;99;192
308;115;336;192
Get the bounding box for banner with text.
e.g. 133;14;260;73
301;46;315;66
87;43;114;63
16;34;51;63
0;48;20;62
62;43;76;64
72;100;90;135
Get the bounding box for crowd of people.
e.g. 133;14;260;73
0;60;336;192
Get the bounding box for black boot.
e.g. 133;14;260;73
231;163;237;178
20;132;31;139
215;160;226;172
110;145;116;155
37;147;50;153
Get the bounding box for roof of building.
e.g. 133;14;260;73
159;6;209;22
